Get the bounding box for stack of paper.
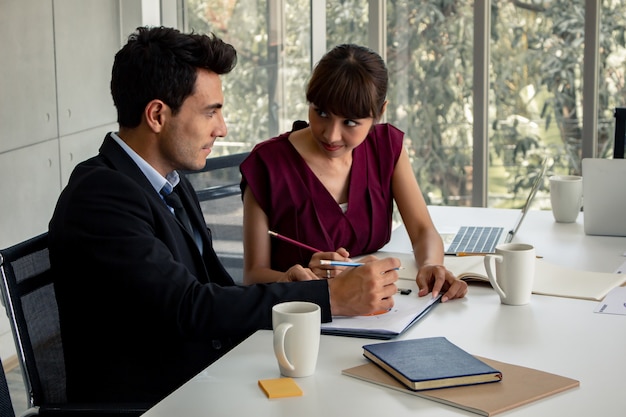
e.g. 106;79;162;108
343;356;579;416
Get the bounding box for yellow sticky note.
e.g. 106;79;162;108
258;377;303;399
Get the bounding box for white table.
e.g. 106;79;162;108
390;206;626;273
142;207;626;417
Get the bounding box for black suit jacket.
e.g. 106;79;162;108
49;134;331;404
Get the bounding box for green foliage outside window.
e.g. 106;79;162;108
185;0;626;208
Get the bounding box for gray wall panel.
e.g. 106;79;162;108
59;123;116;186
54;0;120;136
0;0;57;152
0;140;60;248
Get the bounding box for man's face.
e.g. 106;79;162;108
158;69;227;173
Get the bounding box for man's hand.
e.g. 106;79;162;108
327;257;400;316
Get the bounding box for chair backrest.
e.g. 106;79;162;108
614;107;626;159
0;356;16;417
183;152;249;284
0;232;67;408
183;152;250;201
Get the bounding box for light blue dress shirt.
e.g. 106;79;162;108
110;132;203;252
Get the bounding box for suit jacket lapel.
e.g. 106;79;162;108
98;134;233;285
99;134;162;201
99;134;208;241
98;134;199;243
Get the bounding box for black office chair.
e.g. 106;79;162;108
182;152;250;284
183;152;250;201
613;107;626;159
0;233;148;416
0;355;16;417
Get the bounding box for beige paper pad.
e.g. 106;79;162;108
343;356;579;416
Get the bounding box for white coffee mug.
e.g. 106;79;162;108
484;243;536;305
272;301;321;377
549;175;583;223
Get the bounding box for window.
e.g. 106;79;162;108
489;0;626;208
386;1;474;206
185;0;311;152
184;0;626;208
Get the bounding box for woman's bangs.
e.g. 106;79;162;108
323;72;374;119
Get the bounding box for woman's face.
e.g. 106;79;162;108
308;104;374;157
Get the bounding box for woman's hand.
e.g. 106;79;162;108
281;265;320;282
309;248;351;278
415;264;468;302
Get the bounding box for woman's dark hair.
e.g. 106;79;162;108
111;26;237;128
306;44;387;121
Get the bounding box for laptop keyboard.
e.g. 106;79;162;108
446;226;504;254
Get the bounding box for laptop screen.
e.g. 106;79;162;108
508;157;549;239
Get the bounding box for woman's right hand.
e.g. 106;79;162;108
309;248;351;279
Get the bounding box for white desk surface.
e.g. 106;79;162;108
142;207;626;417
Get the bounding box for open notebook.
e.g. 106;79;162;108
321;292;442;339
374;251;626;301
443;159;548;255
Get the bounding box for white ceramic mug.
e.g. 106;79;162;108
272;301;321;377
484;243;536;305
549;175;583;223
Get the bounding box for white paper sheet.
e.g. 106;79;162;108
321;292;441;337
594;286;626;315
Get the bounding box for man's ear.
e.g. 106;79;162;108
144;99;168;133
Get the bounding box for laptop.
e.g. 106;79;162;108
582;158;626;236
443;159;548;255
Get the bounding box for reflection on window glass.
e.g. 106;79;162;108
490;0;626;209
490;0;565;209
387;1;474;206
326;0;368;48
600;0;626;156
184;1;626;208
185;0;311;155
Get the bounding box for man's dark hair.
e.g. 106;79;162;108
111;26;237;128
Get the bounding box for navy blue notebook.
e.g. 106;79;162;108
362;337;502;391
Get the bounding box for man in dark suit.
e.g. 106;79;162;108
48;26;400;406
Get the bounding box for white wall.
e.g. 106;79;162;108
0;0;125;249
0;0;161;365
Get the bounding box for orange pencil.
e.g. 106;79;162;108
456;252;542;258
365;309;391;316
456;252;490;257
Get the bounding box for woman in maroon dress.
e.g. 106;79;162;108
240;44;466;302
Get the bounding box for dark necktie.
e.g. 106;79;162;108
161;187;194;236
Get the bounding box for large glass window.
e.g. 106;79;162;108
326;0;368;47
489;0;626;209
386;1;474;206
185;0;311;155
185;0;626;207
